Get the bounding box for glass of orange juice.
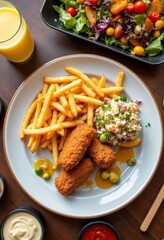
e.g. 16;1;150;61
0;1;35;63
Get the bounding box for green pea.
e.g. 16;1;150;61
43;172;51;180
35;167;42;175
99;134;106;143
109;172;120;184
101;171;110;180
120;96;127;102
127;157;136;166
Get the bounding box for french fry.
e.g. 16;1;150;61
91;77;99;86
70;85;82;94
24;120;83;136
98;75;106;88
101;86;124;94
55;113;66;136
42;83;49;95
40;139;51;148
20;101;37;139
46;110;58;140
65;67;104;97
81;83;96;98
44;109;52;122
31;135;41;153
58;129;67;151
73;94;103;106
52;132;58;170
68;92;78;117
28;101;42;148
76;104;83;113
79;114;87;121
59;94;68;109
44;75;78;84
61;120;84;128
52;79;82;98
50;101;72;118
24;123;63;135
57;113;67;123
36;84;56;128
116;72;124;87
87;104;94;126
107;93;120;98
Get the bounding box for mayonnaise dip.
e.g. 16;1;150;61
2;211;43;240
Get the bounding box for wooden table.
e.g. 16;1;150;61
0;1;163;239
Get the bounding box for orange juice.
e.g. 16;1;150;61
0;1;34;63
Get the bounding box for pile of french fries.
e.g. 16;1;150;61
20;67;124;170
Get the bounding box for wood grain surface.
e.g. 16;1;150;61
0;1;163;239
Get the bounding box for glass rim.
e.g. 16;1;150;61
0;0;22;43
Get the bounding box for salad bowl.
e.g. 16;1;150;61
40;0;164;65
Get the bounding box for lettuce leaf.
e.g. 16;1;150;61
53;6;77;29
73;14;92;35
161;0;164;14
145;31;164;56
134;14;145;25
105;36;131;49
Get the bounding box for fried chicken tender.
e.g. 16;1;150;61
58;123;96;171
55;157;95;195
87;136;116;168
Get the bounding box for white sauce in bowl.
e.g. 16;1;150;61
2;212;43;240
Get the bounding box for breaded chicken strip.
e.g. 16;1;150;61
58;123;96;171
87;136;116;168
55;157;95;195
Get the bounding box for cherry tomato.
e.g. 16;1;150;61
120;36;128;44
155;20;164;29
126;3;134;12
66;7;77;17
153;30;160;37
134;1;146;13
149;12;160;22
89;0;98;4
106;27;115;36
133;46;144;55
114;24;123;39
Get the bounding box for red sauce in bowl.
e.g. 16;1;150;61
81;223;117;240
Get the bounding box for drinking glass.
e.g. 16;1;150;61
0;1;35;63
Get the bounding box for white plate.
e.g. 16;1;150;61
3;54;163;218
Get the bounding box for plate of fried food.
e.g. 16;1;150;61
3;54;163;218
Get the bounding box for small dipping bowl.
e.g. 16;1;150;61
0;174;6;200
0;207;46;240
77;220;121;240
